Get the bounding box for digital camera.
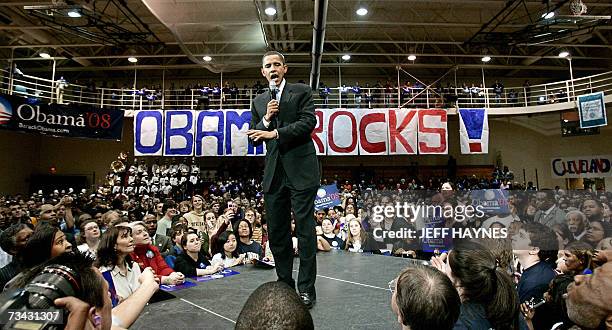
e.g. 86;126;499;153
0;264;80;329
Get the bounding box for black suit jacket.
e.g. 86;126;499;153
250;82;320;192
153;234;173;258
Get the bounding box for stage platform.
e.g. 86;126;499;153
132;250;427;329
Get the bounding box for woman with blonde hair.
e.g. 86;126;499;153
183;195;206;233
183;195;211;253
178;200;192;215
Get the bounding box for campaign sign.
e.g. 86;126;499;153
578;92;607;129
160;280;198;292
470;189;510;214
134;108;450;156
314;184;341;211
0;93;123;140
191;269;240;282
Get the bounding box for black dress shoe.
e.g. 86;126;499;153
299;292;316;309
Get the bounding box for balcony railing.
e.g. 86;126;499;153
1;69;611;113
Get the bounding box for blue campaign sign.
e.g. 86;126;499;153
314;184;341;211
192;269;240;282
0;93;124;140
160;280;198;292
470;189;510;214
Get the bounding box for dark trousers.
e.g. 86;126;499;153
265;163;317;296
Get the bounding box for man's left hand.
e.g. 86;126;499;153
246;130;276;142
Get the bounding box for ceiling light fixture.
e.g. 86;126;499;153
356;7;368;16
558;50;570;58
481;56;491;62
541;11;555;19
128;57;138;63
203;56;212;62
39;51;51;59
407;55;416;61
342;54;351;61
67;9;81;18
265;7;276;16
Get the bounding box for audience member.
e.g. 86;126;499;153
173;232;223;277
512;222;558;302
157;199;177;236
143;213;173;257
22;223;73;269
533;190;566;227
211;231;245;268
235;281;314;330
234;219;263;259
184;195;206;234
565;210;587;241
583;219;612;248
581;198;605;222
0;223;32;288
345;219;380;253
565;260;612;329
391;264;460;330
129;221;184;285
561;241;594;275
96;226;142;303
432;241;520;329
77;218;101;258
321;218;344;249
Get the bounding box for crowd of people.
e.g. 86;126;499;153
0;157;611;328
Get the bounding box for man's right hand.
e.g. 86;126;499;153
265;100;279;122
54;297;90;330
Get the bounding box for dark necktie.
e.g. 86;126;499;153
270;90;279;128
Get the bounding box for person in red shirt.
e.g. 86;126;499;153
129;221;185;285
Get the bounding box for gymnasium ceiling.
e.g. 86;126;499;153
0;0;611;81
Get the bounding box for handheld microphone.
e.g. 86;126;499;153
269;75;278;101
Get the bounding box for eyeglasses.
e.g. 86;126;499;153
388;278;397;294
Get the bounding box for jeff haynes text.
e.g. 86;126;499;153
373;227;508;240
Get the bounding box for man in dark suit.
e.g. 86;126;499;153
533;190;566;227
247;51;320;309
143;214;173;257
